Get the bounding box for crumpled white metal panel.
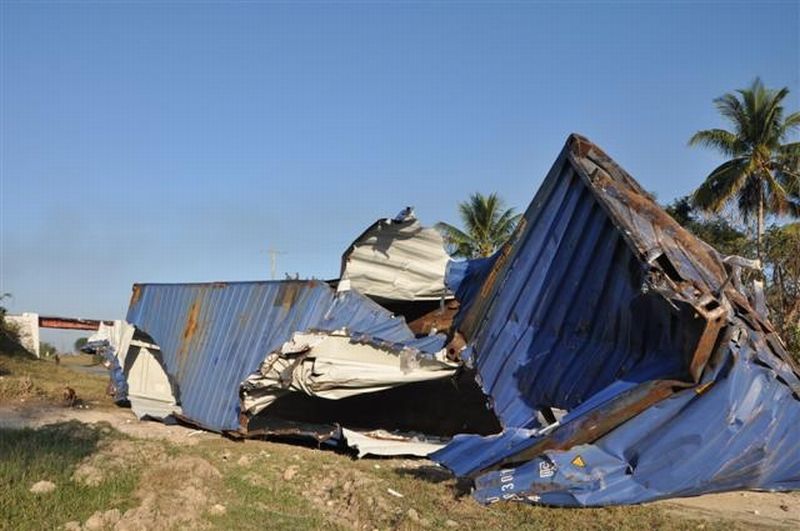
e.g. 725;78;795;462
341;428;448;458
339;208;451;301
90;321;181;419
241;330;457;416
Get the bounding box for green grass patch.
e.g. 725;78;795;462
212;472;338;531
190;437;726;531
0;422;138;531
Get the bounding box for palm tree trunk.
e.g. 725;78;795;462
757;181;764;273
776;265;787;315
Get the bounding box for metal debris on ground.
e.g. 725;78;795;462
92;134;799;507
430;134;800;506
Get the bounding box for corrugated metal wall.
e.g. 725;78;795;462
432;134;800;505
127;280;438;431
457;147;701;429
452;320;800;505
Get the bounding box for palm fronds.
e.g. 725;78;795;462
437;193;521;258
690;78;800;259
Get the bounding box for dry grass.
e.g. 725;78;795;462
193;437;728;531
0;352;111;407
2;422;727;531
0;348;735;530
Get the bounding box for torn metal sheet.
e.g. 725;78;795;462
433;134;800;506
241;330;457;418
447;323;800;506
88;321;181;419
241;422;446;458
339;207;451;301
126;280;446;432
340;428;448;458
81;338;129;404
125;344;181;420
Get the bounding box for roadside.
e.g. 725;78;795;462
658;492;799;530
0;353;112;407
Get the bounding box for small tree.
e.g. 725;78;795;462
74;337;89;352
665;197;750;256
39;342;57;358
689;78;800;266
436;193;522;258
764;223;800;355
0;293;19;344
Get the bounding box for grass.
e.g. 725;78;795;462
0;422;724;531
0;351;111;407
194;437;725;531
0;422;139;531
0;347;732;530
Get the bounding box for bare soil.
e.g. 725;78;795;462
1;402;798;529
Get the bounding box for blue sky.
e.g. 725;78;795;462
1;1;798;348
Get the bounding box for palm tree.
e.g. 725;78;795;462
690;77;800;265
436;192;522;258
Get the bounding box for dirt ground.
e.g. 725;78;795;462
657;492;799;530
1;402;798;529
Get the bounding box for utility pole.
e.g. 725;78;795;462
265;246;285;280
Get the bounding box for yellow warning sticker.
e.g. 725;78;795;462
694;382;715;395
571;455;586;468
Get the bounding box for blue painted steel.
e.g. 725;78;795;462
126;281;442;431
457;323;800;505
82;339;128;404
433;134;800;505
448;143;698;430
444;256;497;332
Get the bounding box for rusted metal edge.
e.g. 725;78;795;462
455;138;570;342
239;420;339;443
455;134;730;384
469;378;690;477
566;135;799;379
565;137;730;383
38;316;114;331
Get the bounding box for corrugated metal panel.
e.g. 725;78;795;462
433;134;800;505
448;320;800;505
126;280;438;431
444;256;497;333
340;208;451;301
450;137;708;430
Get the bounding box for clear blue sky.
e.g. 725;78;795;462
1;1;798;348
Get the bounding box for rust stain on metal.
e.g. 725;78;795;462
130;284;143;307
477;380;685;476
689;302;727;382
180;299;202;356
275;282;301;310
407;301;459;336
568;134;770;382
568;138;728;288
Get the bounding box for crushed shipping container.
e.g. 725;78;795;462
430;134;800;506
106;133;799;506
125;280;455;432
